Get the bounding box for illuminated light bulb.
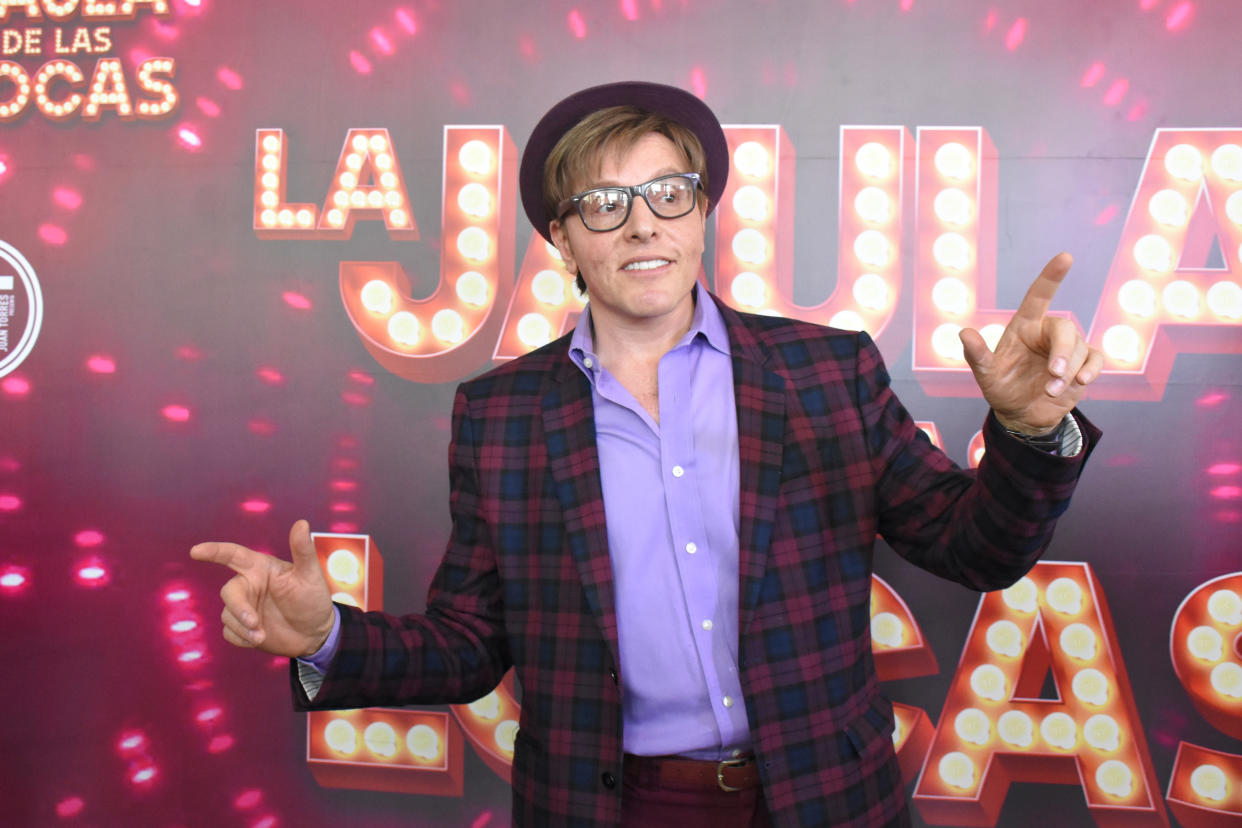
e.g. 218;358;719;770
380;171;397;189
1096;760;1134;798
431;309;465;343
363;721;398;757
296;209;314;227
871;612;905;648
1072;667;1110;706
367;190;384;208
261;172;278;190
260;209;277;227
458;182;491;218
389;209;408;226
545;241;564;261
259;190;278;208
1003;577;1038;613
1148;188;1189;227
1165;143;1203;182
467;693;500;720
360;280;393;314
732;185;768;221
326;549;360;584
351;134;368;153
1208;589;1242;625
1207;281;1242;319
938;751;976;789
853;230;890;267
1118;280;1157;318
932;277;970;315
261;153;278;172
730;271;767;309
278;209;294;227
932;232;970;270
369;134;388;153
855;141;892;179
970;664;1007;702
327;209;345;227
954;708;991;746
830;311;865;332
732;229;768;264
986;620;1023;658
1040;712;1078;750
262;134;280;153
1187;625;1225;662
1210;662;1242;698
457;227;491;261
931;323;965;362
1133;234;1173;272
455;271;489;307
1211;143;1242;181
1060;622;1098;661
374;154;393;172
494;719;519;753
1228;191;1242;225
1190;764;1229;803
854;187;891;223
339;171;357;190
1162;280;1200;318
934;142;973;180
933;187;972;226
458;139;493;175
1084;714;1121;752
733;141;770;178
531;270;566;306
331;591;359;607
980;324;1005;351
387;311;420;346
517;313;553;348
345;153;362;171
892;715;903;746
406;724;440;759
324;719;357;754
1047;577;1084;615
1102;325;1141;364
385;190;403;208
853;273;889;311
998;710;1034;748
349;190;367;208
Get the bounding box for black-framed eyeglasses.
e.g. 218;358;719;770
556;172;702;232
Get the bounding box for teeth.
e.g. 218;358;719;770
623;259;670;271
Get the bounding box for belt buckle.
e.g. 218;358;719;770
716;755;751;792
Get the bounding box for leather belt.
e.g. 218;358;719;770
623;752;761;792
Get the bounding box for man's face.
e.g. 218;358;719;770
549;132;706;336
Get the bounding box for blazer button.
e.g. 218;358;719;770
601;772;617;789
609;669;618;684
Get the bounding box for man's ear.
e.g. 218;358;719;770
549;219;578;277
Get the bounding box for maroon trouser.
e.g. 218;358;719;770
620;753;773;827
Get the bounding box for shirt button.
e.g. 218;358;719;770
672;465;684;477
583;357;594;368
701;619;713;631
722;696;734;708
601;772;617;789
685;542;697;554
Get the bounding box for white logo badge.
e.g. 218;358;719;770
0;241;44;378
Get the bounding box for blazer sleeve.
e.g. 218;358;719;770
292;386;511;711
854;331;1101;591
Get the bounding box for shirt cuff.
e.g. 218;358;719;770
294;605;342;699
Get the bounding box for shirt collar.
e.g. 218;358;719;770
568;286;731;379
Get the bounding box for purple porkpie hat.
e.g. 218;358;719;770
519;80;729;244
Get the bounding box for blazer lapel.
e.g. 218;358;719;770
541;357;621;670
719;300;788;636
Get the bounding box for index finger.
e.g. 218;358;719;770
1012;252;1073;324
190;541;264;575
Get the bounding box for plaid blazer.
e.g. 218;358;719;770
297;295;1099;827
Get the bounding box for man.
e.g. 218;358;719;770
193;81;1102;827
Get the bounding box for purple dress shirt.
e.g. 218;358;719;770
567;291;749;759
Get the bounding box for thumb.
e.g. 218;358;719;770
288;519;323;580
959;327;993;377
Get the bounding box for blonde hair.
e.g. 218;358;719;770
542;106;708;293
